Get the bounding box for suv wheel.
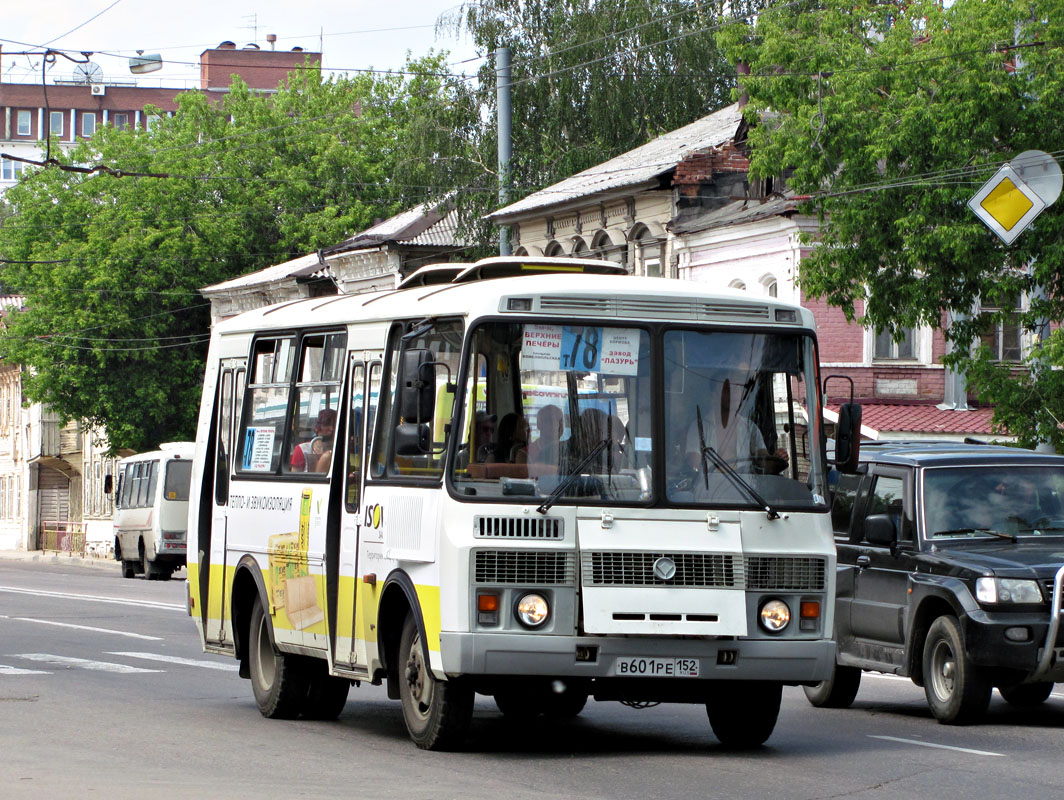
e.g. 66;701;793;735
803;662;861;708
922;615;991;724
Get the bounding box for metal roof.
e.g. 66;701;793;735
488;103;744;221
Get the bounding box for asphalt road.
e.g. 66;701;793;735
2;558;1063;800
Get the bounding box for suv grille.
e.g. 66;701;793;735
746;557;826;591
582;551;742;588
473;550;575;585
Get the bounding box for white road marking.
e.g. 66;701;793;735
0;585;184;611
107;652;238;671
12;618;162;640
0;664;52;675
14;654;164;674
868;735;1003;757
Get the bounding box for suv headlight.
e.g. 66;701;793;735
975;577;1043;604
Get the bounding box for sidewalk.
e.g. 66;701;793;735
0;549;121;570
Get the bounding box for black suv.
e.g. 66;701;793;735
806;441;1064;723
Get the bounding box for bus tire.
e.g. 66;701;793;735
121;562;136;579
249;596;308;720
398;613;472;750
706;681;782;748
803;663;861;708
542;684;589;719
494;688;541;719
999;681;1054;707
302;662;351;720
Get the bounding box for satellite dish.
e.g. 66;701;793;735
73;61;103;84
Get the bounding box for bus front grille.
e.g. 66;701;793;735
475;516;563;540
473;550;576;585
581;551;743;588
745;557;826;591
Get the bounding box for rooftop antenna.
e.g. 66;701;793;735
242;13;260;44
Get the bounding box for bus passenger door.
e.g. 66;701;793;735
206;362;243;645
334;358;370;667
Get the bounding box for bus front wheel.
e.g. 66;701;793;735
706;681;782;748
398;613;472;750
249;596;308;719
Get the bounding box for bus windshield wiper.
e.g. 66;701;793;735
934;527;1017;543
536;437;610;514
696;406;779;521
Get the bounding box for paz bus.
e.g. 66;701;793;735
186;256;860;750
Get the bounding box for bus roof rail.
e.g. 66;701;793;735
453;256;626;283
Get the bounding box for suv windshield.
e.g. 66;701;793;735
449;321;826;511
924;466;1064;539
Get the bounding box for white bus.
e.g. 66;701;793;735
187;256;860;750
112;442;194;580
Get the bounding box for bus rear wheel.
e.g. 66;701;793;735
398;613;472;750
706;681;782;748
302;661;351;720
249;596;308;719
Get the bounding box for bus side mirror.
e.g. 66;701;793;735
401;348;436;424
104;474;113;494
395;422;431;455
834;402;862;474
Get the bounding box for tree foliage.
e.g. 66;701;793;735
717;0;1064;446
0;54;477;451
446;0;741;217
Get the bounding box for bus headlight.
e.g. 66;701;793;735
515;593;550;628
759;599;791;633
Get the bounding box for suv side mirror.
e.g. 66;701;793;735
864;513;896;546
834;402;862;474
400;348;436;424
104;474;113;494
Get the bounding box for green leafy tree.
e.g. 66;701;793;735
446;0;741;218
0;54;477;451
717;0;1064;447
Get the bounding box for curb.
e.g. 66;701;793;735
0;550;122;570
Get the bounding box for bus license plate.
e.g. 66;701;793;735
613;657;700;678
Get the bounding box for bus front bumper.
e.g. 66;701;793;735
439;632;835;683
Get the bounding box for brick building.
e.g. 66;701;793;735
0;41;319;193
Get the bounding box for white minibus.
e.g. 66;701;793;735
111;442;194;579
187;256;860;750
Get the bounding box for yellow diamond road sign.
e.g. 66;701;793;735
968;162;1049;245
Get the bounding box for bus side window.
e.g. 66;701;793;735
237;336;295;474
345;362;366;511
284;332;345;475
374;319;462;480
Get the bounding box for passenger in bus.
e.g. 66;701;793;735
526;405;565;468
497;413;531;464
291;408;337;473
473;411;497;463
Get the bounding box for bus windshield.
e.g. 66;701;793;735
450;321;826;511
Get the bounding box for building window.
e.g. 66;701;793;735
146;114;162;131
571;238;588;256
729;280;747;291
113;113;129;130
980;293;1023;362
16;110;32;136
82;113;96;137
874;327;915;360
1;158;25;182
49;111;64;137
761;274;778;298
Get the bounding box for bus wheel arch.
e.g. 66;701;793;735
231;557;269;680
378;571;428;700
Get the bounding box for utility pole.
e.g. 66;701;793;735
495;47;512;256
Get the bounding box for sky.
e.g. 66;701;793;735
1;0;484;88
